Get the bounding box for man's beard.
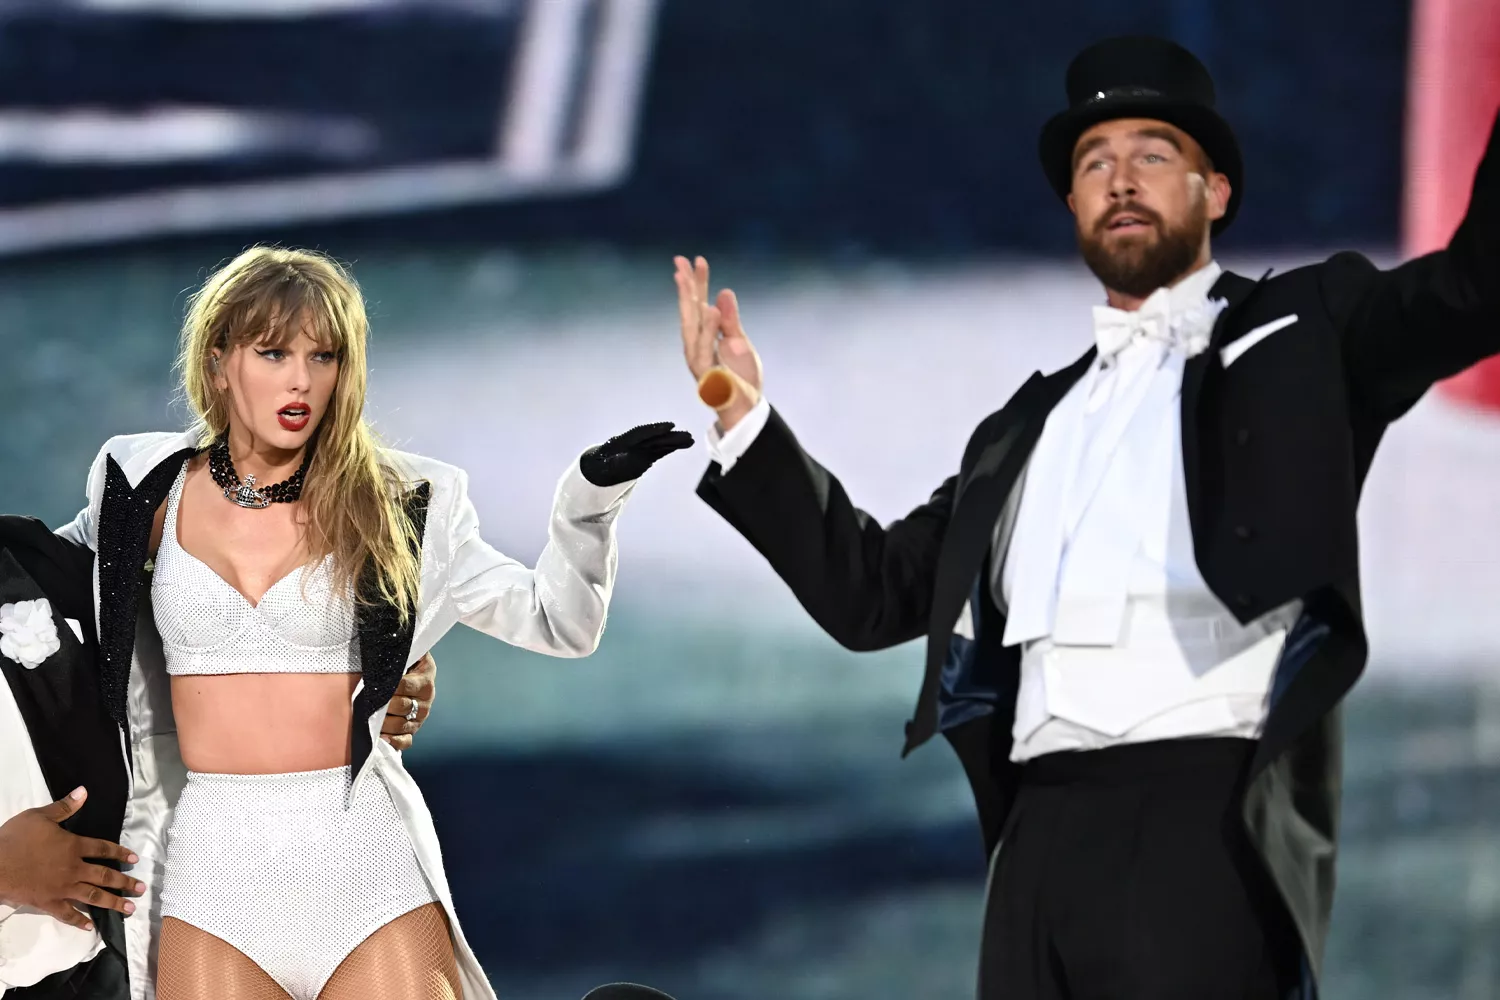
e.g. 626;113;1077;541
1077;203;1208;300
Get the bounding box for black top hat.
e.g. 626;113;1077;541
1038;36;1243;235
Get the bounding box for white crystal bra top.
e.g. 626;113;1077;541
151;464;360;676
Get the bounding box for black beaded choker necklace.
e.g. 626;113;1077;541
208;438;311;509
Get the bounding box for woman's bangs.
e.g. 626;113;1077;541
230;281;341;354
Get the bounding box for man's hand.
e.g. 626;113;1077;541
382;652;436;751
0;787;145;932
675;255;763;432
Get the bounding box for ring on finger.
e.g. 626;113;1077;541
405;700;419;722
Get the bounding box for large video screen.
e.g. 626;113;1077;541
0;0;659;254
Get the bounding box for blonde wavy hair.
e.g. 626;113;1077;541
177;246;422;623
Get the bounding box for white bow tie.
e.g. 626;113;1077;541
1091;287;1227;361
1091;287;1176;360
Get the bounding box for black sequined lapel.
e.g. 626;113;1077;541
95;449;196;731
350;481;432;775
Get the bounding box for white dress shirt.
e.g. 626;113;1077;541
0;639;106;994
706;260;1300;763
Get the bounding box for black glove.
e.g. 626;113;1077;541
579;422;694;487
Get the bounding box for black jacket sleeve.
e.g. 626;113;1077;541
696;406;954;652
1329;106;1500;420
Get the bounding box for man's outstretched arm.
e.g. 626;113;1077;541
698;405;956;652
1332;104;1500;419
677;255;954;652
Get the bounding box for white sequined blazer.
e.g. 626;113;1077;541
55;430;639;1000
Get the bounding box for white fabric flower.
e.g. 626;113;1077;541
1174;296;1229;358
0;599;62;670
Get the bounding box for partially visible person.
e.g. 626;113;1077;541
1;514;135;1000
0;513;440;999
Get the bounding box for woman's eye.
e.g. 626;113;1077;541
256;349;284;361
313;352;338;364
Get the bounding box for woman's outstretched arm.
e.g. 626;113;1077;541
445;423;690;656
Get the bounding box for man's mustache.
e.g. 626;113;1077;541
1096;203;1163;235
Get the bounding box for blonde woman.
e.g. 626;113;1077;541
55;246;690;1000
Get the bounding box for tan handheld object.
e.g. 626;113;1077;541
696;367;739;410
697;365;760;414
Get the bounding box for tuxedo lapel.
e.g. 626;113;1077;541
1181;269;1265;408
936;351;1096;626
1180;268;1272;541
906;352;1095;751
95;448;197;733
350;481;432;778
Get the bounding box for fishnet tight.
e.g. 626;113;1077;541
321;903;461;1000
157;904;461;1000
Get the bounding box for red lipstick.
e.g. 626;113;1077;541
277;405;310;432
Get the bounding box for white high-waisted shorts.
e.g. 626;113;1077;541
159;765;438;1000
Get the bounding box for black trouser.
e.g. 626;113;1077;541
978;738;1302;999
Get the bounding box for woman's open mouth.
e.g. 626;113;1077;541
277;406;310;432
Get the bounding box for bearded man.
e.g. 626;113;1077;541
671;34;1500;1000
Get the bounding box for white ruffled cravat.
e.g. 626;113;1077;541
1001;266;1228;651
